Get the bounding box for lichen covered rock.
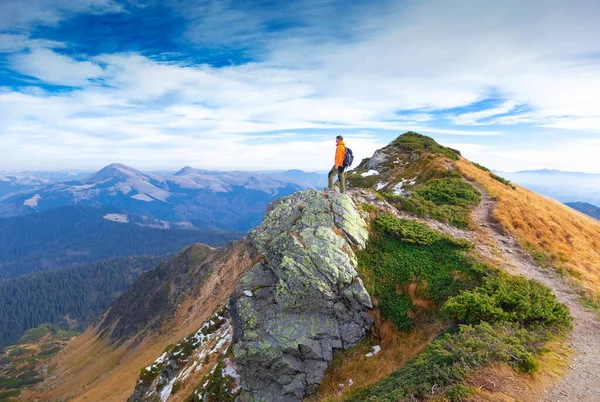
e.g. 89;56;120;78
230;189;372;401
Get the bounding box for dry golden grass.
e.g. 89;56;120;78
467;341;571;402
457;159;600;300
308;311;445;402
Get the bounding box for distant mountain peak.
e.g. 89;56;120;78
173;166;200;176
85;163;146;183
100;163;142;174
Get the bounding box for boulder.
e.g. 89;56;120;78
230;189;372;401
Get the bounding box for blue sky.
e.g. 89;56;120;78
1;0;600;172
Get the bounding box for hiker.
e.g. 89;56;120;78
328;135;347;193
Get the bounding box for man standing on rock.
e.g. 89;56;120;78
328;135;346;193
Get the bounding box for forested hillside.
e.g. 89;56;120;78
0;205;241;279
0;256;164;349
565;201;600;220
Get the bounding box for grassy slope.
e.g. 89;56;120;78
314;214;570;401
0;325;77;402
22;241;251;402
457;158;600;301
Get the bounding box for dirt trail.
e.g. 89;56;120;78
470;182;600;402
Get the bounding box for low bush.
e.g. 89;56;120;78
442;274;571;331
393;132;461;160
473;162;490;172
383;178;481;229
414;178;481;208
362;203;375;213
0;389;20;400
490;172;516;189
345;321;554;402
359;216;484;330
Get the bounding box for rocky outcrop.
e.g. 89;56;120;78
229;189;373;402
129;308;240;402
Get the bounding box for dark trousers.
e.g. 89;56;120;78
328;166;345;193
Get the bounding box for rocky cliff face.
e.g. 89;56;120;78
229;189;373;401
125;189;373;402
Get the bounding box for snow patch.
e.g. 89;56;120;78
392;180;406;195
365;345;381;357
103;213;129;223
131;193;154;202
160;377;177;402
23;194;41;207
361;170;380;177
243;290;253;297
376;182;388;191
392;177;417;195
222;357;241;393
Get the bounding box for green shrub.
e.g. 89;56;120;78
490;172;516;189
383;178;481;229
442;274;571;331
414;178;481;208
15;326;51;345
359;216;483;330
37;346;61;357
379;293;414;331
345;322;549;401
171;380;182;395
473;162;490;172
362;203;375;213
439;169;463;179
345;173;381;189
0;370;42;390
393;132;461;160
0;389;20;400
347;214;572;401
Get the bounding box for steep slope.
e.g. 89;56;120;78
0;205;241;279
457;160;600;301
23;241;251;402
470;182;600;401
0;164;306;231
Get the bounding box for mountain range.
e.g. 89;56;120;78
0;164;328;231
0;205;242;279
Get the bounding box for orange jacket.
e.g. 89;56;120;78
335;141;346;167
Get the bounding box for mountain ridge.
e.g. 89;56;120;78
0;164;316;231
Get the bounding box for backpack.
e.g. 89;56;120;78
343;147;354;168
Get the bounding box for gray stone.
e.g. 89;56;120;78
365;148;389;170
230;190;373;402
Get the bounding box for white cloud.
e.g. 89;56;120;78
10;48;104;86
0;0;123;31
451;101;519;125
0;34;65;52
